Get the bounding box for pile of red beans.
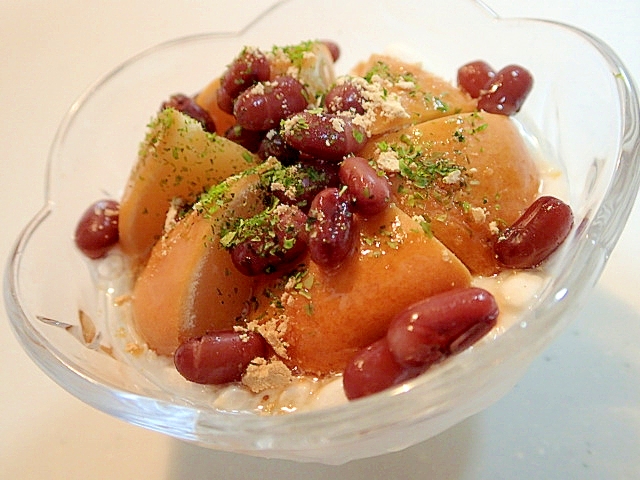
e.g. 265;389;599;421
457;60;533;115
73;44;576;402
203;43;393;274
227;154;392;277
74;49;540;267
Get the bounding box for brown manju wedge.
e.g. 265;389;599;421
249;205;471;375
118;108;260;262
131;169;268;355
360;111;540;275
348;54;477;136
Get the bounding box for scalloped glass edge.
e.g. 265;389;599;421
4;0;640;464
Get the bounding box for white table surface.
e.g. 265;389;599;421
2;1;639;478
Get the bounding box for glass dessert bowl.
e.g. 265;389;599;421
5;0;640;464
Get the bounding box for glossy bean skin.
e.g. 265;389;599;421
282;111;368;162
386;288;499;367
495;195;573;269
161;93;217;133
274;204;309;257
230;241;276;276
325;82;365;115
269;161;338;213
230;206;308;276
174;331;267;384
74;199;120;259
215;87;236;117
234;76;309;132
457;60;495;99
216;50;271;114
342;339;423;400
297;159;340;211
478;64;533;115
258;130;301;164
224;124;264;153
306;157;341;189
307;187;356;270
339;156;390;216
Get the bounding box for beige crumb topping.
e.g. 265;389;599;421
125;342;146;356
242;357;293;393
441;169;463;185
329;116;346;133
280;114;307;137
375;148;401;173
341;75;410;136
248;82;266;96
273;203;294;216
267;48;293;67
271;180;298;201
395;79;417;90
470;206;487;224
285;65;301;78
266;47;317;85
247;315;289;359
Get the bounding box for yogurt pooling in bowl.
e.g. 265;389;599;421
100;207;565;416
75;38;573;415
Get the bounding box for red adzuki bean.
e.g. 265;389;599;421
216;50;271;114
230;241;271;276
270;161;338;212
215;86;236;117
234;76;309;132
457;60;496;99
307;187;356;270
343;287;499;400
339;156;390;216
342;339;423;400
478;64;533;116
224;124;264;152
325;82;365;115
74;199;120;259
258;130;301;164
386;287;499;367
161;93;217;133
174;331;267;385
274;204;309;256
230;206;308;276
495;195;573;269
282;111;367;162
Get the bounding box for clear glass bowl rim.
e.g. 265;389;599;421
5;0;640;463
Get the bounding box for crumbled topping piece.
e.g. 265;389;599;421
242;357;293;393
376;149;401;173
441;169;463;185
330;115;346;133
343;75;410;136
125;342;146;356
248;82;266;96
470;207;487;224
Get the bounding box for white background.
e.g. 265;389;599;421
1;1;639;478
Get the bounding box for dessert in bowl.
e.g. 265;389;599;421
5;0;640;464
